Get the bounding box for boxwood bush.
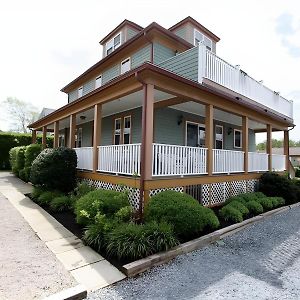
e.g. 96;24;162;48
244;200;264;215
227;200;249;216
144;191;219;241
30;147;77;193
219;205;243;224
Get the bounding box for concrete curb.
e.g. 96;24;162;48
44;284;87;300
123;203;296;277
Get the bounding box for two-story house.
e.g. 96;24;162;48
29;17;294;214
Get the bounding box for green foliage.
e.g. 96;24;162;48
30;147;77;193
18;168;27;182
244;200;264;215
106;222;179;260
50;196;73;212
0;132;53;170
115;206;133;222
71;182;95;202
75;189;129;226
9;146;26;175
256;197;274;211
256;138;300;151
295;168;300;178
269;197;285;208
9;147;18;174
144;191;219;241
227;200;249;216
36;191;63;206
219;205;243;224
31;186;45;200
225;196;246;205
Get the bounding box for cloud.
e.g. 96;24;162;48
276;13;296;35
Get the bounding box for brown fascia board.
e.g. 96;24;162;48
169;16;220;42
31;62;293;129
61;22;193;93
99;19;144;44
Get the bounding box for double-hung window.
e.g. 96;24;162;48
234;129;242;149
194;29;212;51
78;86;83;98
95;75;102;89
215;125;223;149
123;116;131;144
114;116;131;145
114;118;121;145
121;57;131;74
106;32;121;56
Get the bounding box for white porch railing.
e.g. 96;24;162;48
152;143;207;176
213;149;244;174
248;152;269;172
74;147;93;171
98;144;141;176
272;154;286;171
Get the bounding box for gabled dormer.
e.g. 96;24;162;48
100;19;144;58
169;16;220;53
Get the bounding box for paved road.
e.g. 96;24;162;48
89;206;300;300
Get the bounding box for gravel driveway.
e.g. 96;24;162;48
0;193;76;300
89;206;300;300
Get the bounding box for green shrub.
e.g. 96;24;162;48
106;221;179;260
115;206;133;222
16;146;26;176
226;196;246;204
30;147;77;193
227;200;249;216
239;193;261;202
23;144;42;181
144;191;219;241
269;197;285;208
219;205;243;224
295;168;300;178
31;186;45;200
50;196;73;212
70;182;95;202
19;169;27;182
257;197;273;211
37;191;63;206
244;200;264;215
9;147;18;174
75;189;129;226
254;192;266;198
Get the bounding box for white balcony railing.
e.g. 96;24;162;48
74;147;93;171
272;154;286;171
152;143;207;176
248;152;269;172
213;149;244;174
98;144;141;176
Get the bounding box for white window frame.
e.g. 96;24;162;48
215;125;223;149
194;29;212;51
185;121;206;147
78;86;83;98
120;57;131;74
114;118;122;145
95;75;102;89
234;129;242;149
123;115;131;144
106;32;122;56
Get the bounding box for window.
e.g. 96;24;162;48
215;125;223;149
234;129;242;148
123;116;131;144
95;75;102;89
106;32;122;56
78;86;83;98
194;29;212;51
114;118;121;145
75;127;83;148
121;57;131;74
59;134;65;147
186;121;206;147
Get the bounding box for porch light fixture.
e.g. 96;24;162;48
177;115;183;126
79;115;86;120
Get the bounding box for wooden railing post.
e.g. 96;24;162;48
242;116;249;174
205;104;213;176
93;104;102;173
267;124;272;171
69;114;76;148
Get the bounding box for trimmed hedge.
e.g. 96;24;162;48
0;132;53;170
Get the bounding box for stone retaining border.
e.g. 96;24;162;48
44;284;87;300
123;202;300;277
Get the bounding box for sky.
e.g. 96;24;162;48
0;0;299;142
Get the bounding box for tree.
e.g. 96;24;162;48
2;97;39;133
256;138;300;150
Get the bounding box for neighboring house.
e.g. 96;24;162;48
271;147;300;167
38;108;55;119
28;17;294;209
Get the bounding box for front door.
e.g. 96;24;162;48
186;122;205;147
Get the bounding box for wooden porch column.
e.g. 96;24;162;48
69;114;76;148
32;130;37;144
53;121;59;148
267;124;272;171
284;130;289;171
205;104;213;176
42;126;47;149
93;104;102;172
242;116;249;174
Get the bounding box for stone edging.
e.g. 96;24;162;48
123;202;300;277
44;284;87;300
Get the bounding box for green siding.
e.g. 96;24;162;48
153;42;175;64
131;45;151;69
83;79;94;96
80;121;93;147
68;90;77;103
173;27;186;40
158;47;198;81
102;64;120;85
127;28;139;40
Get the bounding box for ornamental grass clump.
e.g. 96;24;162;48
37;190;63;206
50;195;73;212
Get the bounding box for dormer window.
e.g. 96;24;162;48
95;75;102;89
194;29;212;51
78;86;83;98
106;32;122;56
121;57;131;74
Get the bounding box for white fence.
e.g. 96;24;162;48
272;154;286;171
248;152;269;172
74;147;93;171
98;144;141;176
213;149;244;174
201;46;293;119
152;143;207;176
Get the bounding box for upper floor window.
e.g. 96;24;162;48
78;86;83;98
106;32;122;56
194;29;212;51
95;75;102;89
234;129;242;149
121;57;131;74
215;125;223;149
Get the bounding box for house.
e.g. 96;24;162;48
271;147;300;167
38;108;55;120
28;17;294;212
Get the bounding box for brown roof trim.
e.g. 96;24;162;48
99;19;144;44
169;16;220;42
61;22;193;93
